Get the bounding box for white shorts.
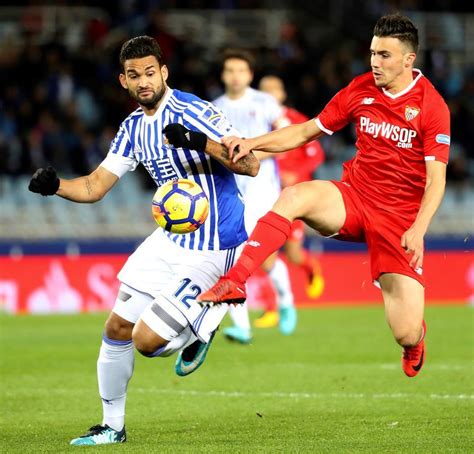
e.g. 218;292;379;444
235;158;281;233
114;228;242;342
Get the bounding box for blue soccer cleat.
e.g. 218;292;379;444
223;326;252;344
70;424;126;446
175;330;216;377
279;306;297;335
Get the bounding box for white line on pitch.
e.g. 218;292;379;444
135;389;474;400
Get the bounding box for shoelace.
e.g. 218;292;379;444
211;279;232;299
403;344;421;361
85;425;108;436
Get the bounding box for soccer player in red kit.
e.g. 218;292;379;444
199;14;451;378
255;75;326;329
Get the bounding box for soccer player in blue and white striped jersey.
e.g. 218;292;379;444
28;36;259;446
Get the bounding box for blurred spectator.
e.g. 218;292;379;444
0;2;471;231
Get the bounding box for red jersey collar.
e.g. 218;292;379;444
381;69;423;99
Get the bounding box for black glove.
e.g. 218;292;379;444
28;166;60;196
163;123;207;151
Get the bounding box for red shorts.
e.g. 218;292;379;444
331;181;424;287
289;219;305;242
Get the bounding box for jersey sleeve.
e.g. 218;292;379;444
183;100;240;141
315;83;352;135
100;121;138;178
421;96;451;163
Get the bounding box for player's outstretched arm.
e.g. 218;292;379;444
163;123;259;176
401;160;447;270
205;139;259;176
29;165;119;203
224;119;323;163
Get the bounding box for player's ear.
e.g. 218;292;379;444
404;52;416;68
119;73;128;90
161;65;169;82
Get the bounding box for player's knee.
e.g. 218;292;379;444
132;323;169;357
104;313;134;341
274;186;304;219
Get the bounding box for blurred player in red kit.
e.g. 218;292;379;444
200;14;451;378
254;75;325;330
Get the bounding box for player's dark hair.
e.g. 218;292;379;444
119;36;164;70
221;48;255;71
373;14;419;52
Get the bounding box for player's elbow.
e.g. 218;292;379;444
86;183;107;203
87;171;112;202
247;159;260;177
93;191;106;202
243;154;260;177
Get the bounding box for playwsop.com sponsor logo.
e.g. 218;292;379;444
360;116;417;149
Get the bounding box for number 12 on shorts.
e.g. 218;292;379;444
173;278;202;308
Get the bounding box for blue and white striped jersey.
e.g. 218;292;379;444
100;88;247;251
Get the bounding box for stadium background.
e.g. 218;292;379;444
0;3;473;454
0;1;472;312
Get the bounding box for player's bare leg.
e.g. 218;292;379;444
277;181;347;235
132;319;169;355
198;180;346;305
379;273;426;377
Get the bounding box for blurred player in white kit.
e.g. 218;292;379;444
213;49;297;343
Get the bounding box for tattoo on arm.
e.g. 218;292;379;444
217;144;258;175
202;138;258;175
85;177;93;196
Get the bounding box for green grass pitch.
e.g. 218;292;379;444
1;305;473;453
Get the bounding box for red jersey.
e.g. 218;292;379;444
276;107;325;185
316;70;450;220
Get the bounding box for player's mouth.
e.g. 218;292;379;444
138;89;154;97
372;71;383;80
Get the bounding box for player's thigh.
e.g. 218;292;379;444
273;180;346;236
141;244;242;343
379;273;424;341
133;311;176;354
106;283;155;340
104;312;134;340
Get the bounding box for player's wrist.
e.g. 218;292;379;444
189;130;207;151
163;123;207;152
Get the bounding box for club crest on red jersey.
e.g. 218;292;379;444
405;106;420;121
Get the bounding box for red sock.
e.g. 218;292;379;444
227;211;291;285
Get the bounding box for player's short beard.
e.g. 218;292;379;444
132;83;166;109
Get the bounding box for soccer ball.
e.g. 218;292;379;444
152;179;209;234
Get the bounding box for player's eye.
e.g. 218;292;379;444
146;72;155;77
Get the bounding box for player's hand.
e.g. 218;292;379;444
222;136;252;163
401;225;425;271
28;166;60;196
163;123;207;151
